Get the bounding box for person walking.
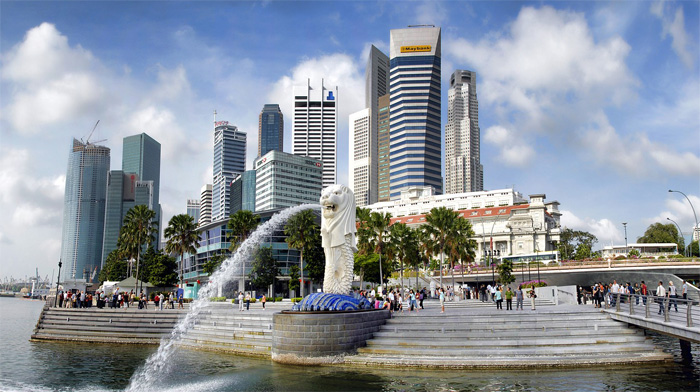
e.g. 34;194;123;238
515;286;524;310
505;287;513;310
668;281;678;312
419;289;425;310
641;281;648;305
244;292;251;311
261;294;266;310
656;281;667;315
439;288;446;313
529;288;537;311
682;280;688;300
178;293;184;309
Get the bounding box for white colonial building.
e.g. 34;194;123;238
366;186;562;265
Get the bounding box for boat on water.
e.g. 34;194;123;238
0;292;17;298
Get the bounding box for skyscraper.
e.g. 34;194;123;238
258;104;284;157
254;150;323;211
199;184;213;226
377;94;391;202
212;121;246;222
186;199;200;224
230;170;256;214
445;70;483;194
389;26;442;199
292;79;337;187
349;108;371;207
101;171;154;267
60;139;110;280
122;133;162;245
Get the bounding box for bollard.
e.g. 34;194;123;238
687;301;693;328
594;324;598;331
664;298;670;323
629;296;634;315
645;296;650;319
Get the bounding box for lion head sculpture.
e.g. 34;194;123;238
319;184;356;249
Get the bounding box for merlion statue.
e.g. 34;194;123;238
291;184;371;312
320;184;356;294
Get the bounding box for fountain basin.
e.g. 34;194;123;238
272;308;390;365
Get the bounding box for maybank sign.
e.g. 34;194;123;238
400;45;431;53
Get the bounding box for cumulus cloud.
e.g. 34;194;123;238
651;1;695;68
267;53;365;185
445;5;698;177
647;193;700;235
414;1;448;26
561;210;623;246
1;23;106;132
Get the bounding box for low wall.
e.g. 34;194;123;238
271;309;390;365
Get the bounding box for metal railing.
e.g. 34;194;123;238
610;293;698;328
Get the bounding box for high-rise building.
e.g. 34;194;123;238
254;150;323;212
186;199;200;224
258;104;284;157
292;79;337;187
60;139;110;280
230;170;257;214
199;184;213;226
389;26;442;199
445;70;483;194
349;108;371;207
377;94;391;202
122;133;162;245
101;171;154;267
212;121;246;222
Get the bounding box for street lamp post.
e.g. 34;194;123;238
622;222;628;257
667;217;686;257
669;189;699;248
54;259;62;308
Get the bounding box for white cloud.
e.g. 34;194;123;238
647;193;700;235
561;210;623;247
2;23;106;132
483;125;535;166
651;1;695;68
414;1;448;26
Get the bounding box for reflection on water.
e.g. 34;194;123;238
1;298;698;392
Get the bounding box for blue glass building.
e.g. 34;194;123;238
389;26;443;199
258;104;284;157
230;170;257;214
60;139;110;280
122;133;161;245
212;122;247;221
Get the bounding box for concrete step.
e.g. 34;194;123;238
372;328;640;339
185;328;272;340
364;334;648;348
35;328;170;339
37;324;174;334
32;332;158;345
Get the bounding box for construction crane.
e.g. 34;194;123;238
82;120;107;146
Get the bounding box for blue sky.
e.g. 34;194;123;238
1;1;698;280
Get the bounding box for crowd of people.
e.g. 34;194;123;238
55;287;185;310
581;279;690;315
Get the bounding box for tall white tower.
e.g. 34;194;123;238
292;79;338;188
445;70;483;193
349;108;371;207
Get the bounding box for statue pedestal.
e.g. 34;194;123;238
271;308;390;364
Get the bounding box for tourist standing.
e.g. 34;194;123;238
656;281;667;315
159;293;164;311
388;290;395;313
668;281;678;312
505;287;513;310
494;287;503;310
419;289;425;309
154;294;160;310
178;293;183;309
261;295;266;310
529;288;537;311
245;292;251;311
238;292;244;312
515;286;524;310
682;280;688;300
439;288;445;313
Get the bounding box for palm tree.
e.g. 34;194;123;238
284;209;319;298
424;207;459;290
390;223;418;292
164;214;199;287
120;205;158;293
356;207;373;256
227;210;260;252
368;211;392;292
445;217;477;292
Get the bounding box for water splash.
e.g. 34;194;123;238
126;204;320;392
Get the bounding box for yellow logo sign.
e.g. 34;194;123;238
400;45;432;53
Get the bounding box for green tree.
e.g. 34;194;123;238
303;233;325;284
227;210;260;252
250;246;279;290
141;247;179;287
356;207;373;256
98;249;128;283
445;217;477;289
638;222;685;251
424;207;459;289
288;265;300;295
574;243;592;260
285;209;319;297
390;223;419;291
496;259;516;285
353;253;391;286
164;213;199;286
688;240;699;257
628;248;641;258
120;205;158;291
203;252;228;275
557;228;598;260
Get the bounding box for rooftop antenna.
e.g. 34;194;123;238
213;110;217;126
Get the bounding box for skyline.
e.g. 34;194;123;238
1;1;698;280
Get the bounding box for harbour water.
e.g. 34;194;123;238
1;297;698;392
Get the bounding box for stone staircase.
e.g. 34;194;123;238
345;305;671;368
177;302;278;357
31;306;184;344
